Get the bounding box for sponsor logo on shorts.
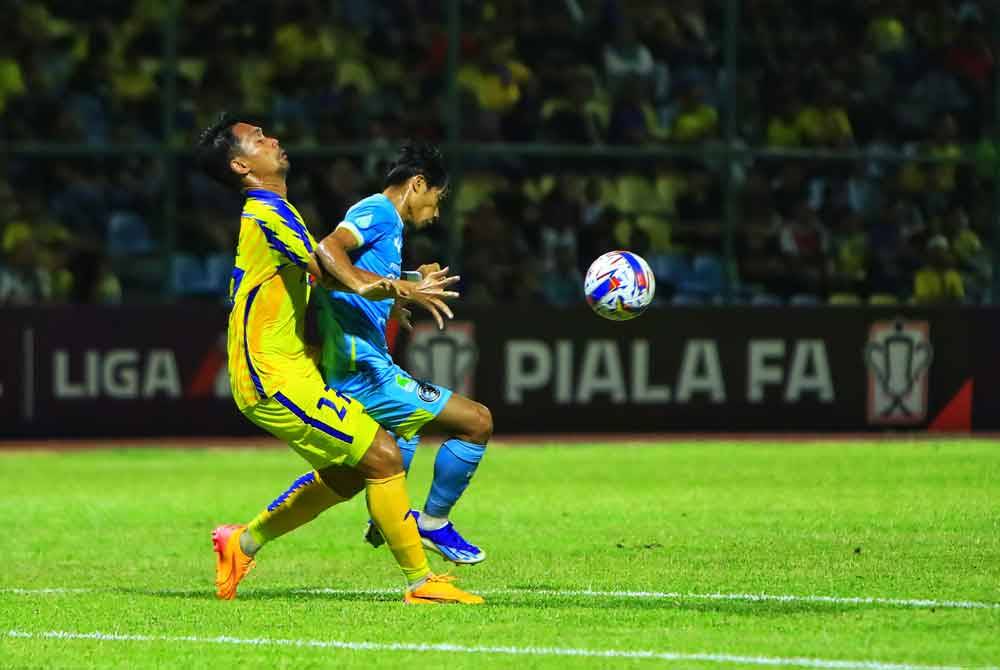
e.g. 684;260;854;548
417;382;441;403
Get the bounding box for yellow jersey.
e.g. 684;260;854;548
227;188;320;411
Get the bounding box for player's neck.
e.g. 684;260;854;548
245;176;288;199
382;186;408;218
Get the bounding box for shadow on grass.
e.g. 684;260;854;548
118;586;399;604
116;586;934;616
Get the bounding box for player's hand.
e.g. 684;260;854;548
416;266;459;294
357;278;402;300
390;301;414;332
409;266;460;330
416;262;441;279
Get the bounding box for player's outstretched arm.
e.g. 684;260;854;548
314;229;460;329
313;228;398;295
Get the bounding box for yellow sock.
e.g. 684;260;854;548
365;473;431;585
247;471;346;547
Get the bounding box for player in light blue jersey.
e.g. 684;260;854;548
243;142;490;564
313;142;491;564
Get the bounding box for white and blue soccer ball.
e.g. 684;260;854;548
584;250;656;321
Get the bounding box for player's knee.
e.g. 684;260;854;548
317;465;365;499
358;429;404;479
465;402;493;444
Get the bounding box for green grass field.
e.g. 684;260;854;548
1;440;998;669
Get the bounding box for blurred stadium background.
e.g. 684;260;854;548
1;0;999;436
2;5;998;669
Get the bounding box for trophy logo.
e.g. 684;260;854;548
405;322;477;397
863;319;933;425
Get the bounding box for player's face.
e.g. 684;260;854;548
229;123;289;183
407;178;447;229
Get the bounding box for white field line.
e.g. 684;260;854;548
296;588;1000;611
5;630;994;670
2;586;1000;611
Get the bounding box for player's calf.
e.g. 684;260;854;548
408;395;492;560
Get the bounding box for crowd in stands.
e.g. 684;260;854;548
0;0;997;306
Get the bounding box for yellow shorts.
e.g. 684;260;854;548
243;377;380;470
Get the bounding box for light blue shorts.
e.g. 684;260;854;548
332;363;452;440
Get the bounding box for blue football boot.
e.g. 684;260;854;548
411;510;486;565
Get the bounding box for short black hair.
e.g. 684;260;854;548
383;141;448;190
196;112;243;189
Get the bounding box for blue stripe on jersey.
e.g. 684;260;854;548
266;471;317;511
273;392;354;444
255;218;306;268
246;189;313;254
229;266;245;308
243;285;267;399
269;197;314;253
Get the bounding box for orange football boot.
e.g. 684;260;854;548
404;574;485;605
212;524;255;600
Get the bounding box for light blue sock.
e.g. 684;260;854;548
395;434;419;474
424;438;487;518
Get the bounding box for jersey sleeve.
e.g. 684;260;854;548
245;200;317;269
336;201;394;249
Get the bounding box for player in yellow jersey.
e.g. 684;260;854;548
195;113;482;605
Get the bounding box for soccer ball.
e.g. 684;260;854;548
584;250;656;320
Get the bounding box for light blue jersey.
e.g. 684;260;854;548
323;193;404;386
317;193;452;440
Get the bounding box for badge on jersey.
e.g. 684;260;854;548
395;374;417;392
417;381;441;403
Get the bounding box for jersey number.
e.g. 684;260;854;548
317;386;353;421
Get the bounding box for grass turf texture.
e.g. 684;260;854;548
0;441;997;669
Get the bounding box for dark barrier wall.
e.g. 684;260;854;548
0;306;991;438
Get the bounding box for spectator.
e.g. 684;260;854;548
942;205;989;301
0;222;52;304
458;38;532;115
541;243;584;307
579;178;606;228
580;205;623;268
973;123;999;180
607;75;665;144
1;0;995;306
898;113;964;215
603;20;655;96
797;80;854;147
538;178;581;272
0;41;26;118
541;67;606;145
868;197;921;298
866;3;908;54
35;222;75;302
945;206;985;270
778;200;830;295
944;7;994;125
828;212;869;292
666;80;718;143
913;235;965;304
767;90;805;148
